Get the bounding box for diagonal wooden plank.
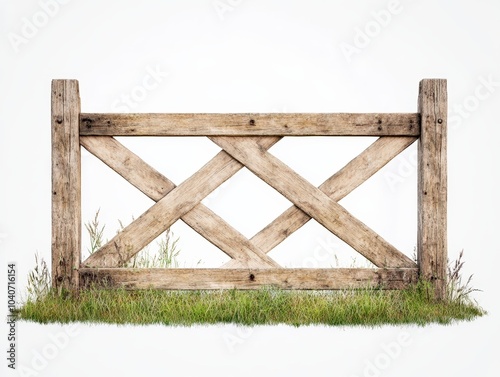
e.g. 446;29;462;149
224;136;418;268
80;136;281;269
183;204;281;269
210;136;416;268
82;136;281;268
224;136;417;268
80;136;172;199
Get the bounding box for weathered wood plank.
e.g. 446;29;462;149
80;136;172;200
51;80;81;292
224;136;417;268
211;136;415;268
418;79;448;300
80;136;280;269
82;137;282;268
79;267;419;290
183;205;281;268
80;113;419;136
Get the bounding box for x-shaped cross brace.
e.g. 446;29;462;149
81;135;416;269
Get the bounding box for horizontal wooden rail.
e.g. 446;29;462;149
79;268;419;290
80;113;420;136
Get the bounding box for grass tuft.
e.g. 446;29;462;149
127;229;181;268
447;249;480;305
84;208;105;256
84;209;182;268
25;252;51;303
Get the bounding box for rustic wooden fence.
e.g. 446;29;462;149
51;79;447;299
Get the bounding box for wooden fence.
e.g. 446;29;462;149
51;79;447;299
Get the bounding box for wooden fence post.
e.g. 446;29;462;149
417;79;448;300
51;80;81;293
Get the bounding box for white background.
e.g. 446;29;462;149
1;0;499;376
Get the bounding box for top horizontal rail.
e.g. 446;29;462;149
80;113;420;136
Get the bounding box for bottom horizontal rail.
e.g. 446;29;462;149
79;268;418;290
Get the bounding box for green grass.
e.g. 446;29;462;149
17;282;485;327
19;212;485;327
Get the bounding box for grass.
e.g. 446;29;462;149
127;230;181;268
17;282;484;327
83;209;182;268
18;211;485;327
25;252;50;303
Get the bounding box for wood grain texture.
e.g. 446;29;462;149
80;136;280;269
417;79;448;300
82;136;281;268
51;80;81;292
80;113;419;136
80;136;172;200
224;136;418;268
80;267;418;290
210;136;415;268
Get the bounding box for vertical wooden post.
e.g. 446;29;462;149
417;79;447;300
51;80;81;293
